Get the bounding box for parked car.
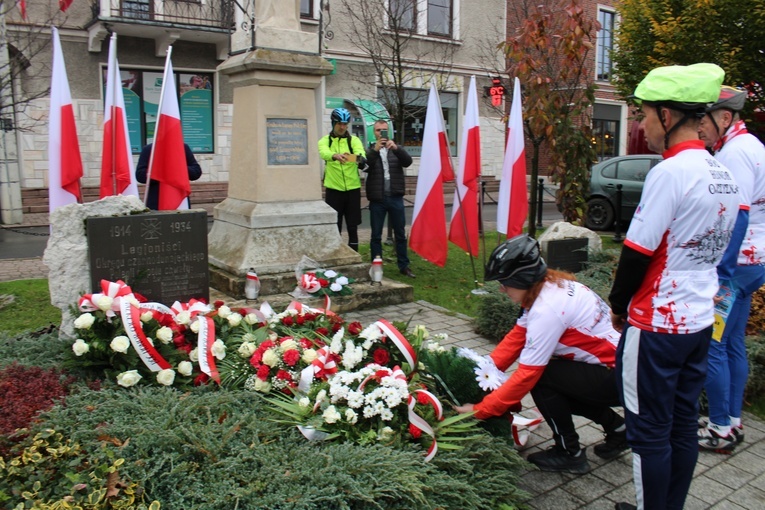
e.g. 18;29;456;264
585;154;663;231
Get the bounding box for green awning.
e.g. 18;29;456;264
326;97;391;145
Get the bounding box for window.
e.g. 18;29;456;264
427;0;452;36
597;9;615;81
389;0;416;31
300;0;314;19
593;103;621;161
378;88;458;157
617;159;651;182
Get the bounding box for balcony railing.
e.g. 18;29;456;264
92;0;235;31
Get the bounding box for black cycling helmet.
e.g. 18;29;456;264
707;86;747;113
331;107;351;125
485;234;547;289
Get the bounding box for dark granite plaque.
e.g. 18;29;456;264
266;118;308;165
87;210;209;305
545;238;589;273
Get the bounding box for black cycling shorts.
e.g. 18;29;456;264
325;187;362;227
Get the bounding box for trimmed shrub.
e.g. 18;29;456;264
474;281;521;342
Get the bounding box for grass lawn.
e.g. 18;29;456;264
0;279;60;336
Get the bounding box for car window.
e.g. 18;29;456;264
600;161;617;179
617;158;651;182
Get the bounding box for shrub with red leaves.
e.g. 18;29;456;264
0;364;75;437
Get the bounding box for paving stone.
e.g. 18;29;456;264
590;456;634;486
688;474;736;506
684;493;714;510
728;485;765;507
520;469;571;496
703;462;757;489
561;471;616;502
578;499;620;510
527;486;586;509
710;501;748;509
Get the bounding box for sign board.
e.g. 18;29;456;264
266;118;309;165
544;238;588;273
87;211;209;305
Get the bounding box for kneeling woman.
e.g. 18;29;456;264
456;235;627;473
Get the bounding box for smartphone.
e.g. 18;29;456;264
380;129;388;140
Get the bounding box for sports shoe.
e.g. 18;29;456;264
698;427;736;454
526;446;590;474
731;425;744;445
593;429;630;459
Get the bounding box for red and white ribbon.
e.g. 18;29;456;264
197;316;220;384
408;388;444;462
120;299;171;372
79;279;133;317
375;319;417;370
171;299;211;317
300;274;322;294
511;409;544;447
311;346;338;379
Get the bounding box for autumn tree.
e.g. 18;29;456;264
613;0;765;140
503;0;599;236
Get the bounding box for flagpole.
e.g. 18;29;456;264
143;45;173;205
109;33;118;196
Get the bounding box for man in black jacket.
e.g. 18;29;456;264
136;143;202;210
365;120;415;278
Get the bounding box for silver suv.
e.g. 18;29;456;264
585;154;662;231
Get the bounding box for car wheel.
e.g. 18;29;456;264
585;198;614;231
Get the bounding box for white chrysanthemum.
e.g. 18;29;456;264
280;338;298;351
227;313;242;327
73;313;95;330
329;335;343;354
156;326;173;344
330;282;343;293
362;338;374;350
425;340;442;352
156;369;175;386
324;269;338;278
335;276;349;285
345;409;358;424
262;348;279;367
217;305;232;318
175;311;191;326
346;390;365;409
72;339;90;356
341;342;363;370
323;405;342;424
359;323;383;341
178;361;193;376
380;408;394;421
244;313;260;325
457;347;483;364
363;406;377;419
299;397;311;408
238;342;257;358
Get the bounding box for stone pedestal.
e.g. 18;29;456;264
209;48;362;293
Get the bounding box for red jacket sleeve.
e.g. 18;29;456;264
473;364;545;419
490;324;526;371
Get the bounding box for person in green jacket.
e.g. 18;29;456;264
318;108;367;251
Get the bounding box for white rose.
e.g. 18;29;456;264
175;311;191;326
254;378;271;393
262;348;279;367
178;361;193;376
323;405;342;424
156;369;176;386
110;336;130;354
189;348;199;362
227;313;243;327
156;326;173;344
280;338;298;351
211;339;227;360
95;295;113;312
324;270;338;278
244;313;260;325
72;339;90;356
217;305;232;319
73;313;95;330
330;283;342;293
301;349;318;364
238;342;257;358
116;370;142;387
190;319;200;334
298;397;311;407
335;276;349;285
140;311;154;323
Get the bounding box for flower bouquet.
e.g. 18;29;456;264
292;255;355;298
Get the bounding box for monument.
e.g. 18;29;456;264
207;0;364;297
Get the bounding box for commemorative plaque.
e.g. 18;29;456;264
266;117;308;165
545;238;589;273
87;210;209;305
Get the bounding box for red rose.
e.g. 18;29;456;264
373;348;390;365
296;315;305;325
257;365;271;381
282;316;294;326
193;374;210;386
409;423;422;439
283;349;301;366
331;322;342;333
237;308;249;316
315;327;329;337
304;312;317;321
348;321;363;335
318;278;329;288
214;300;225;309
172;334;187;348
178;343;192;355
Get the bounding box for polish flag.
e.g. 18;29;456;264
449;76;481;257
100;33;139;199
144;48;190;210
59;0;75;12
497;77;528;237
18;0;27;19
409;82;455;267
48;26;83;214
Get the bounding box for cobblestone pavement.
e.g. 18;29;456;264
2;230;765;508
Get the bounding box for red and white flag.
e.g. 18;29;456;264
144;48;190;210
497;77;528;237
48;26;83;214
100;33;139;199
449;76;481;257
18;0;27;19
59;0;75;12
410;82;455;267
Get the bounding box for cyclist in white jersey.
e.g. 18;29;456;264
697;86;765;453
608;63;737;510
455;235;627;474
